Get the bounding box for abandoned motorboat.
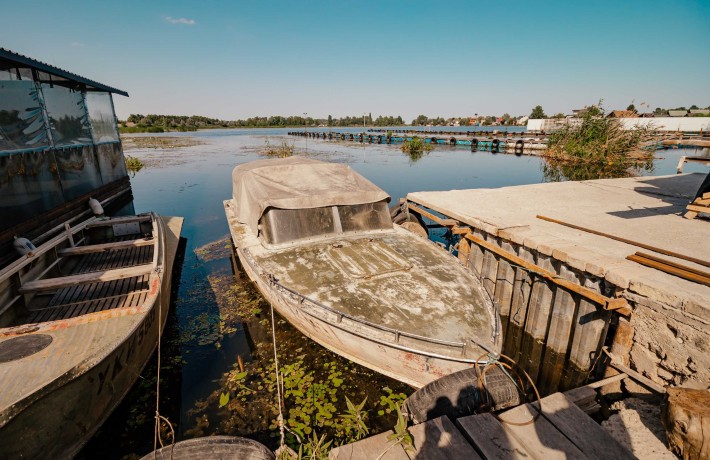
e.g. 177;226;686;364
0;212;180;459
224;157;501;388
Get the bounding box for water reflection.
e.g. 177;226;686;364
542;157;655;182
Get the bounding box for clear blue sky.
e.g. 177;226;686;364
1;0;708;121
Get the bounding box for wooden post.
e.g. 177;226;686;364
600;316;633;395
504;247;534;367
538;264;578;395
64;222;75;248
481;249;499;299
520;254;556;383
563;276;610;390
457;237;471;268
662;388;710;459
494;241;516;321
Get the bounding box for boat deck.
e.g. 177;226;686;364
330;391;635;459
15;238;153;325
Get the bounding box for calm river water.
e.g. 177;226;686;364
78;128;707;458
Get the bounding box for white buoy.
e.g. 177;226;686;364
13;236;37;257
88;197;104;216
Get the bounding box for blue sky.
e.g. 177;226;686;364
1;0;708;121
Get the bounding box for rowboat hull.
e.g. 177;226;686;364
0;214;181;459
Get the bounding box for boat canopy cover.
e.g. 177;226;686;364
232;156;390;234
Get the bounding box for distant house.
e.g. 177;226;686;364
572;108;589;117
607;110;638;118
668;110;688;117
639;113;655;118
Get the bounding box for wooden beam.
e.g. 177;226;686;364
627;254;710;286
407;203;456;227
537;214;710;268
19;264;153;293
85;215;151;229
57;238;154;256
686;204;710;214
464;232;629;312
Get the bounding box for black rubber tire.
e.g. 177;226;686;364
141;436;275;460
402;365;521;424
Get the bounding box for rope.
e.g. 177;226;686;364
270;301;286;450
474;352;542;427
152;267;175;460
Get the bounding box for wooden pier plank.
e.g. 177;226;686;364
538;392;634;459
328;430;409;460
407;416;482;460
496;402;587;460
456;413;531;459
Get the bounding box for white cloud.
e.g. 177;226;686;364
165;16;196;25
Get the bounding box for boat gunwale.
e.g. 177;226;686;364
0;212;164;338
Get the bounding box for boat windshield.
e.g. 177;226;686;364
260;200;392;245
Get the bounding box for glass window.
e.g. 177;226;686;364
85;92;118;142
260;207;335;244
41;84;92;147
338;201;392;232
0;80;50;154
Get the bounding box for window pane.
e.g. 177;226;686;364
260;207;335;244
41;84;92;147
338;201;392;232
0;80;50;153
85;92;118;142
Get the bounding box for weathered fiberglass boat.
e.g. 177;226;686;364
0;212;182;458
224;157;501;388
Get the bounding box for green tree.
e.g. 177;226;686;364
327;114;333;126
530;105;546;119
626;104;636;112
690;105;699;110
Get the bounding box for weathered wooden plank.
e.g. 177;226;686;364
19;264;152;293
58;238;154;256
539;392;635;459
328;430;409;460
407;416;482;460
538;265;578;395
503;247;534;364
84;215;151;228
481;250;499;298
563;277;609;390
494;241;516;319
497;402;587;460
456;413;531;459
521;255;556;383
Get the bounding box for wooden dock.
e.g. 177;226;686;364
405;173;710;394
330;392;634;459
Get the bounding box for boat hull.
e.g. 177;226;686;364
0;215;177;459
237;245;479;389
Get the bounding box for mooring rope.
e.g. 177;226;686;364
475;352;541;426
270;301;286;450
152;266;175;460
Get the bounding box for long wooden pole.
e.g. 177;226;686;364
536;215;710;269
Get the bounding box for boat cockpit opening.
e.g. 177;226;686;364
259;200;392;245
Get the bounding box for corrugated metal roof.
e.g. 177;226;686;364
0;48;129;97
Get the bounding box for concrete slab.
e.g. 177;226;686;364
407;173;710;319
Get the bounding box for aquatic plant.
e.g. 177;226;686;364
264;140;295;158
400;136;432;163
124;155;144;173
544;102;658;180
